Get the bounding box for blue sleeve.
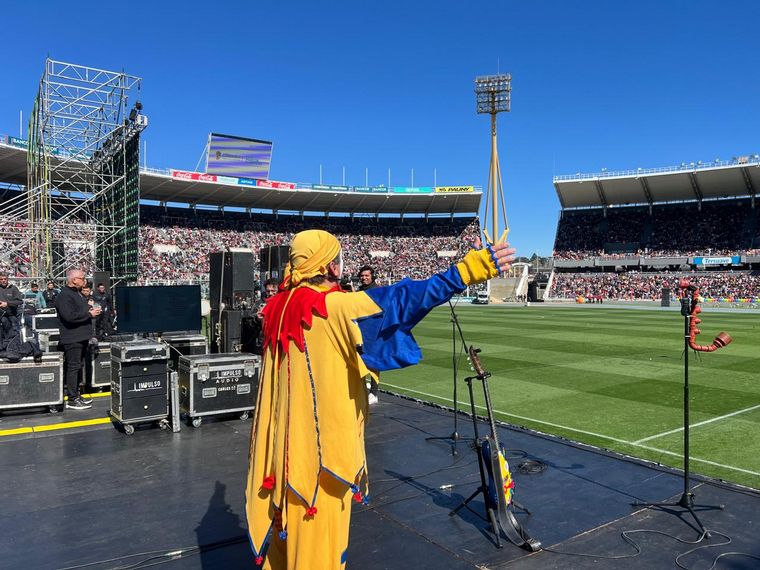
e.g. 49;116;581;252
356;265;466;372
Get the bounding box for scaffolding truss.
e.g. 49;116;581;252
0;58;145;281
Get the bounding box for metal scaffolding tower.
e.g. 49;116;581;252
0;58;145;281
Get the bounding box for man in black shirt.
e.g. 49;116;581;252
55;269;101;410
358;265;378;291
357;266;380;404
42;281;59;306
0;272;23;334
92;282;113;340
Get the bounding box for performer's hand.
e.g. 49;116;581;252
0;301;7;308
490;242;517;273
89;307;102;317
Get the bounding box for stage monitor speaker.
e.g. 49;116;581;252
209;251;254;310
259;246;290;288
661;287;671;308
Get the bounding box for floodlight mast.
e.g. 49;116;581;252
474;74;511;245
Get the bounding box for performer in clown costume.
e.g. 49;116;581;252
245;229;515;569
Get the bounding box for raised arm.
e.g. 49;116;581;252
357;243;515;371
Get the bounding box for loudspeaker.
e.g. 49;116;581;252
209;251;254;310
528;281;539;302
259;246;289;288
92;271;111;290
661;287;671;308
209;308;255;353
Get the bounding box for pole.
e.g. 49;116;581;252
683;312;690;497
319;164;323;184
490;113;499;245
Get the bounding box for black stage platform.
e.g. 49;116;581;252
1;393;759;569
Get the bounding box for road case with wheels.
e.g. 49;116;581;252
177;353;259;427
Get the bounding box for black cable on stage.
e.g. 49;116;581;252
543;527;760;570
517;459;547;474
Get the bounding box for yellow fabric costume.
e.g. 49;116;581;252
245;230;499;569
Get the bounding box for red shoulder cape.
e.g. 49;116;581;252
262;284;342;356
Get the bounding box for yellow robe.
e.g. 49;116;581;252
245;248;499;569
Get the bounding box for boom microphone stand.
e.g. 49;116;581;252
632;282;730;535
425;300;471;455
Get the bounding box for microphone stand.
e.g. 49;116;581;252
425;300;471;455
632;292;724;535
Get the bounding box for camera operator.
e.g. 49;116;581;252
358;265;378;291
357;266;380;403
252;278;279;355
56;270;101;411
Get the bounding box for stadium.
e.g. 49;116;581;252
1;51;759;570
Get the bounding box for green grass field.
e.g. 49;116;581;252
381;304;760;490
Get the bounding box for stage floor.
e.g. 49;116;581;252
1;393;758;569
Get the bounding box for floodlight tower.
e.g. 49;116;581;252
474;74;511;244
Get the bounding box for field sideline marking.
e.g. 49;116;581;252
382;383;760;478
634;403;760;444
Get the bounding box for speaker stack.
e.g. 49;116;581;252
209;251;255;353
259;245;290;287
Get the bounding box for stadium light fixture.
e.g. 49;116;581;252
474;73;511;245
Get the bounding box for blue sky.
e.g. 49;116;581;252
1;1;759;256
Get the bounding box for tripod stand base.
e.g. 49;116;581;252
425;432;473;455
632;492;724;536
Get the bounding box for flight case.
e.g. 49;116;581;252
109;340;171;434
0;353;64;413
161;332;208;371
178;353;260;427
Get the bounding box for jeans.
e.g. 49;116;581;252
62;340;89;400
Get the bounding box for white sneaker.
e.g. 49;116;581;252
368;393;379;406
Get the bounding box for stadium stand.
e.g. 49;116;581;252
139;206;480;285
553;198;760;260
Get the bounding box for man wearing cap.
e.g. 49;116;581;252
245;230;515;569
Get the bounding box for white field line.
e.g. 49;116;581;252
382;383;760;478
634;403;760;444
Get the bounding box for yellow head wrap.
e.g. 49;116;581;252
283;229;342;288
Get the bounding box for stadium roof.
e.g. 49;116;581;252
0;139;481;216
553;156;760;209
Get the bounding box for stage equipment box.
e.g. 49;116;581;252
178;353;260;427
111;339;170;363
38;330;61;353
110;340;170;434
88;341;111;389
31;311;59;332
0;354;64;412
162;333;208;371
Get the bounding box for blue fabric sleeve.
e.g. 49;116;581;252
356;265;466;371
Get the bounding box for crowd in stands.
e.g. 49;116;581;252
139;206;479;284
550;271;760;301
553;199;760;260
1;207;480;289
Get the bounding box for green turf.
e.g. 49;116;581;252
381;305;760;490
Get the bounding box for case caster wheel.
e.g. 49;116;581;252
192;417;202;428
159;419;170;430
240;411;249;421
49;405;62;414
124;424;135;435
